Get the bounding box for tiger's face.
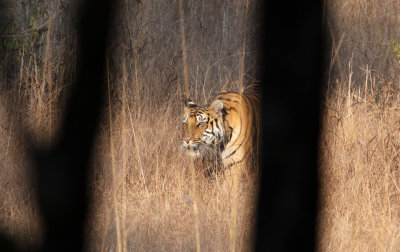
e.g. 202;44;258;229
181;98;225;157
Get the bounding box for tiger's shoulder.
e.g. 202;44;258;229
215;82;261;108
214;82;261;168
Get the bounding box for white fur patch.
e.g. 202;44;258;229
196;114;207;124
182;115;189;124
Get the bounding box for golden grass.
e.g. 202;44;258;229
319;0;400;251
2;0;400;251
320;80;400;251
84;81;258;251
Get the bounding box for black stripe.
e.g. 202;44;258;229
225;143;255;168
226;106;238;112
225;158;245;168
225;136;246;159
226;101;243;147
218;91;240;95
225;149;237;159
205;131;215;136
224;131;250;159
224;98;256;160
214;119;221;131
219;98;240;104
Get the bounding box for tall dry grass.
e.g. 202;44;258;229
1;0;259;251
320;76;400;251
87;99;258;251
319;0;400;251
2;0;400;251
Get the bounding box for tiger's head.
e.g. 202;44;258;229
181;98;225;157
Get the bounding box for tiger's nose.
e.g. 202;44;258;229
184;137;190;143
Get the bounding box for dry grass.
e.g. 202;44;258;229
320;81;400;251
1;0;259;251
87;103;258;251
2;0;400;251
319;0;400;251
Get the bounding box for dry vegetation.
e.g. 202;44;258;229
320;0;400;251
0;0;259;251
2;0;400;251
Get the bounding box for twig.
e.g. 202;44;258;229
1;8;63;38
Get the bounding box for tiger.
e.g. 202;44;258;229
181;83;260;170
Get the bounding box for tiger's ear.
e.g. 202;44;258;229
210;99;224;116
184;98;197;114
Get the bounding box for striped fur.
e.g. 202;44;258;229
181;84;260;168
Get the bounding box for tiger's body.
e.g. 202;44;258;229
181;84;260;169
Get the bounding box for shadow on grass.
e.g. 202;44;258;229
0;0;322;251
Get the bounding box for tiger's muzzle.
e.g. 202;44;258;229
181;138;202;157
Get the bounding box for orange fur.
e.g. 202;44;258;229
181;84;260;168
